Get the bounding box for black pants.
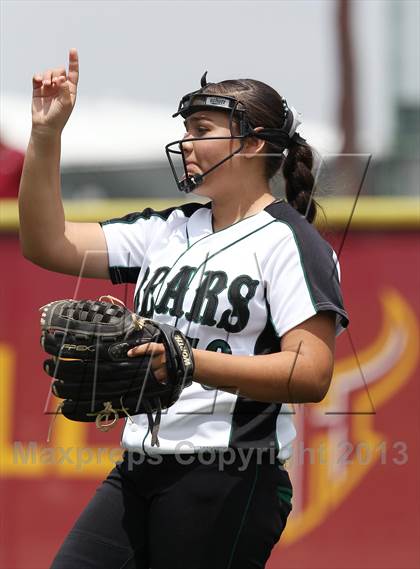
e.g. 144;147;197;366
51;450;293;569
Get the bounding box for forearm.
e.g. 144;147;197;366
18;128;66;262
192;349;324;404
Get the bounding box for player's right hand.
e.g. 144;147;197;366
31;48;79;134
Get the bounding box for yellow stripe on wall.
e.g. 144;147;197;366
1;197;419;231
315;197;420;229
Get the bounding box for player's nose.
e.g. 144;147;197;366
180;133;194;154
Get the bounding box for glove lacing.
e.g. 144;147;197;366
142;398;162;447
46;397;135;442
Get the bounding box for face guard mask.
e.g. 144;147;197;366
165;72;307;193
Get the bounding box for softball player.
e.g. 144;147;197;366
19;49;348;569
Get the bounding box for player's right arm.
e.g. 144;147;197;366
19;49;109;278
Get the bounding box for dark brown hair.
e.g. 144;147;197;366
202;79;317;223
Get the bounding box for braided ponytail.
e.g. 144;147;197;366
282;142;317;223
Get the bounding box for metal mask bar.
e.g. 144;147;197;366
165;135;247;193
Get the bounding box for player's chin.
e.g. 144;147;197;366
193;171;223;197
191;182;216;199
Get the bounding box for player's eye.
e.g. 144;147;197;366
183;123;210;137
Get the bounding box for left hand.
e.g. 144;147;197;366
127;342;168;384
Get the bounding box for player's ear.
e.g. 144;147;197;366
243;126;266;158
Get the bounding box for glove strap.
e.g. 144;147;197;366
157;324;194;387
151;398;162;447
143;399;162;447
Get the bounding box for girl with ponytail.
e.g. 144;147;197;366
21;53;348;568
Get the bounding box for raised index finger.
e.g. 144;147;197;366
67;48;79;86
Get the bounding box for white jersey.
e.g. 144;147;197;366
100;200;348;459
